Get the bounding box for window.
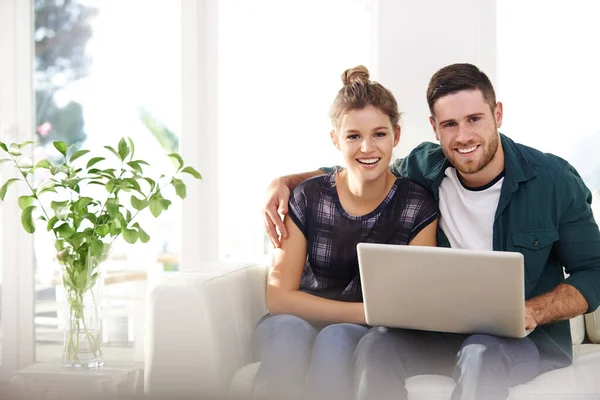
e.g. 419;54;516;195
217;0;371;261
33;0;181;363
497;0;600;220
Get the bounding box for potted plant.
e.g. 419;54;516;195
0;137;201;369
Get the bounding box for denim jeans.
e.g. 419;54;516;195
252;314;368;400
353;327;542;400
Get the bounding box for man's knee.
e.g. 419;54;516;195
461;333;501;349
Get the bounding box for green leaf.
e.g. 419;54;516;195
118;138;130;160
55;206;70;221
74;197;94;213
90;239;104;257
181;166;202;179
53;141;67;156
132;223;150;243
50;165;69;175
160;198;172;210
69;149;90;163
124;177;142;193
47;216;59;231
168;153;184;169
126;161;143;174
107;202;120;218
131;195;146;211
0;178;20;201
21;206;36;233
122;227;138;244
17;141;33;149
81;213;98;224
104;145;121;159
149;198;163;217
96;224;110;236
18;195;35;210
0;159;11;165
86;157;105;169
172;177;186;199
35;159;52;169
143;177;156;191
55;223;74;238
50;200;69;210
127;137;135;160
0;142;7;151
8;144;21;156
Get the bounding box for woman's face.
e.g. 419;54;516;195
331;105;400;183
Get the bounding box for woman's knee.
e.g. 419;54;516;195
315;323;368;346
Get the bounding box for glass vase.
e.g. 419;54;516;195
59;247;108;369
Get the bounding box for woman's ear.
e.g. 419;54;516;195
393;125;401;147
330;130;340;150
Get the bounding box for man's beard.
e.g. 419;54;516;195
447;133;499;175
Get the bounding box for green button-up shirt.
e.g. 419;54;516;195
394;133;600;367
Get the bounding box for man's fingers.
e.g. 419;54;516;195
276;199;288;238
264;205;283;247
264;214;281;248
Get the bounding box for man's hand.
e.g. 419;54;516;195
525;303;539;331
263;178;291;248
263;170;326;248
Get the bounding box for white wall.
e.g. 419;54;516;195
370;0;497;157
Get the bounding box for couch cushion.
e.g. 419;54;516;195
509;344;600;399
570;314;586;345
585;308;600;343
229;344;600;399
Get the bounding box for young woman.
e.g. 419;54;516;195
252;66;438;400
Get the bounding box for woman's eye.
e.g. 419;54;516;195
347;134;359;140
375;132;387;137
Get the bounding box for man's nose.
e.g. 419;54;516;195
455;124;475;143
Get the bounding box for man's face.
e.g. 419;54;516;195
430;89;503;176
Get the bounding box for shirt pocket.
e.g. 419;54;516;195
512;229;559;285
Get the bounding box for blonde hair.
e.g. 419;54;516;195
329;65;400;129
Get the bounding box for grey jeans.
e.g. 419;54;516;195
353;327;542;400
252;314;368;400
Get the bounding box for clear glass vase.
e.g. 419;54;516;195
59;246;108;369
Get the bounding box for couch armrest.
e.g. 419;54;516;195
144;263;268;397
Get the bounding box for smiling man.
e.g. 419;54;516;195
262;63;600;399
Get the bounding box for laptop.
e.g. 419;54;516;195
356;243;531;338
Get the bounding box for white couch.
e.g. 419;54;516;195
144;263;600;399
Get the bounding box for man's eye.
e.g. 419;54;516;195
443;122;456;128
469;117;481;122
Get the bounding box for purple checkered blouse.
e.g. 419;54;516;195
288;171;438;302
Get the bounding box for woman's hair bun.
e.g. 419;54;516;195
341;65;370;86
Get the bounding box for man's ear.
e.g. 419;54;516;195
330;130;340;150
393;125;401;147
429;116;440;141
494;102;503;129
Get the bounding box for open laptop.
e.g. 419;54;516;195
356;243;531;338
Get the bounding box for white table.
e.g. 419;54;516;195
11;362;143;399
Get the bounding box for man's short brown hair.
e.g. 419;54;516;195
426;63;497;116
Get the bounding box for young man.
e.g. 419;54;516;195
262;63;600;399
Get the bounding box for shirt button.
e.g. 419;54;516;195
533;240;539;247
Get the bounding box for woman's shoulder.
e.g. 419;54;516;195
391;176;437;205
293;171;335;197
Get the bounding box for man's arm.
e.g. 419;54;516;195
263;170;325;248
526;166;600;329
525;284;588;330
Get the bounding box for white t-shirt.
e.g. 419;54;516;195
438;167;504;250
